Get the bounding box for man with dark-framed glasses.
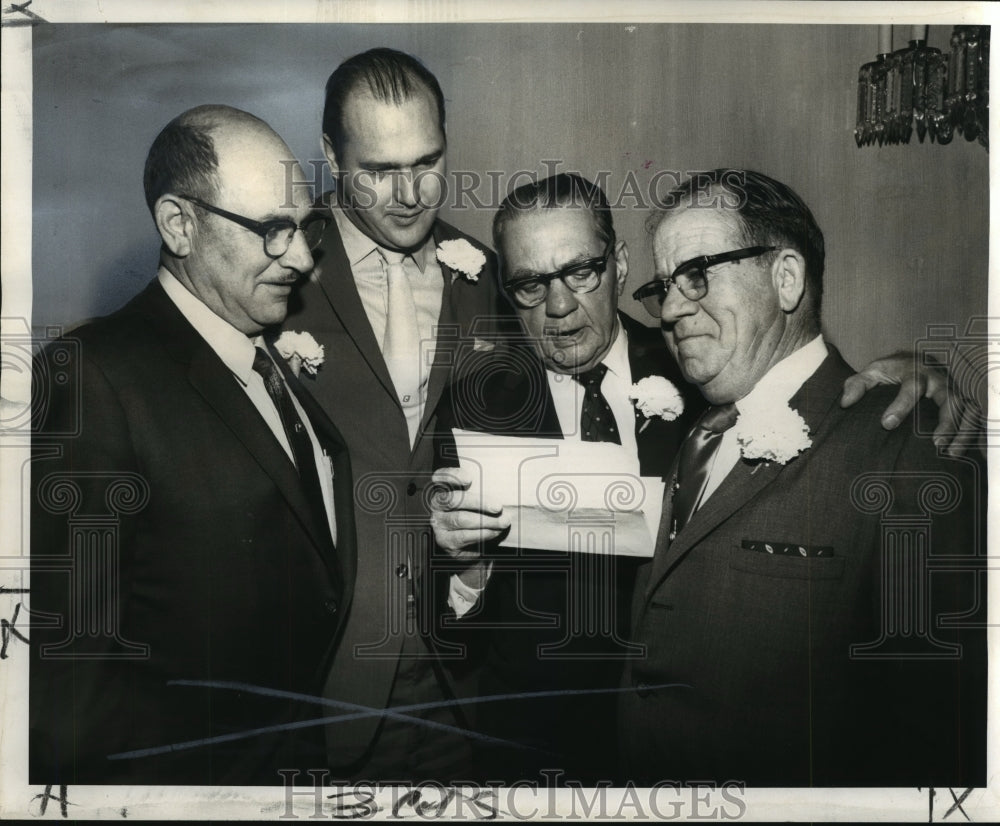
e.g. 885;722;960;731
620;168;985;785
30;105;356;784
632;244;777;309
429;170;980;784
432;172;698;782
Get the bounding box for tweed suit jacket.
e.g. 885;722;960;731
620;348;986;787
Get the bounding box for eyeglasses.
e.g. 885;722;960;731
503;239;615;309
631;245;778;317
180;194;330;259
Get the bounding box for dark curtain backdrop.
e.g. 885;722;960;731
31;23;988;370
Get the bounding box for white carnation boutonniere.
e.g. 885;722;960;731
628;376;685;433
436;239;486;283
734;400;812;464
274;331;325;378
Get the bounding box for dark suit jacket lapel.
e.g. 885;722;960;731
621;312;697;477
140;282;338;567
645;348;852;596
312;214;398;402
508;348;563;437
418;223;459;438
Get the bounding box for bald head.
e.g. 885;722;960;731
143;104;289;215
145;105;318;335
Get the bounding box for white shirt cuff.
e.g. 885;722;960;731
447;562;493;618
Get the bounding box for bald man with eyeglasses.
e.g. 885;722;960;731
30;105;355;785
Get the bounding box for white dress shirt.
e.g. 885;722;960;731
699;334;828;507
333;207;444;447
158;268;337;544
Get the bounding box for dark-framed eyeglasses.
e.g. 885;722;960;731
631;245;778;317
180;194;330;259
503;238;616;309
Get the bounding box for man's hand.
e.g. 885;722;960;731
840;351;985;456
429;467;511;560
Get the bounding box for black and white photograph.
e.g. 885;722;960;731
0;1;996;820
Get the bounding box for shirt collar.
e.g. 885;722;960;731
601;318;630;380
331;203;430;273
157;267;258;385
739;334;828;410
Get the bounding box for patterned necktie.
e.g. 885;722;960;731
252;347;330;538
573;363;621;444
379;248;422;410
669;403;739;540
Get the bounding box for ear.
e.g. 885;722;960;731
322;134;340;176
771;248;806;313
154;195;194;258
612;238;630;295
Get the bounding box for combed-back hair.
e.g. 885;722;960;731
322;47;446;162
648;168;825;315
493;173;616;279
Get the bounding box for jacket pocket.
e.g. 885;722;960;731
727;545;845;581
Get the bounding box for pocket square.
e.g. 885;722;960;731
741;539;834;558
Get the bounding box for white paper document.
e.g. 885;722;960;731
450;429;666;557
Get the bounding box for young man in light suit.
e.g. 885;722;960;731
283;48;510;780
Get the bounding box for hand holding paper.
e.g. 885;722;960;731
450;430;665;557
429;467;511;558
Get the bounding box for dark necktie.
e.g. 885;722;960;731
669;403;739;540
574;363;621;444
252;347;330;538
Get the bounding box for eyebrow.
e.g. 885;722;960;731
253;206;322;224
506;250;605;281
254;211;295;224
361;150;444;172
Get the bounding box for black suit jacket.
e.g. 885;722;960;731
282;206;511;765
29;279;356;785
435;313;702;781
621;349;987;787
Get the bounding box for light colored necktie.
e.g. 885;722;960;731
379;248;422;410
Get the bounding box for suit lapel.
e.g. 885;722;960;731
621;312;693;477
645;349;852;597
418;223;456;438
315;216;466;449
511;350;563;436
140;281;338;565
312;216;398;402
187;343;337;559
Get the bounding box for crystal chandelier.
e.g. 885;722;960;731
855;26;989;149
